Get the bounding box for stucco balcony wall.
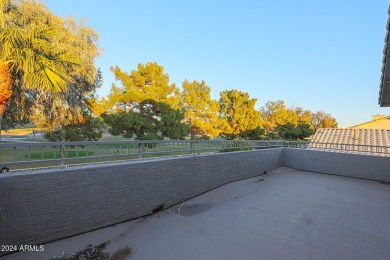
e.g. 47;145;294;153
283;148;390;181
0;148;283;254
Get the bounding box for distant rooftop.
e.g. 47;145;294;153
309;128;390;156
349;114;390;129
309;115;390;156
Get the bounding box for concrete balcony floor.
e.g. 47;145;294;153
3;167;390;260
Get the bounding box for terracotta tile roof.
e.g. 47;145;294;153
309;128;390;156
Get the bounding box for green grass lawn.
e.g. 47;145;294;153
1;135;29;138
0;128;264;170
26;150;95;159
0;140;252;171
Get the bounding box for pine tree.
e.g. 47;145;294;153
109;62;180;111
103;100;189;140
181;80;221;139
219;89;262;138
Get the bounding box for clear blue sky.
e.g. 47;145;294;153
43;0;389;127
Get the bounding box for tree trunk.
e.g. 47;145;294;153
59;126;65;165
138;143;143;159
60;145;65;165
190;129;196;155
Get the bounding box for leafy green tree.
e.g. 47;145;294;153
102;112;144;138
263;131;281;140
310;111;338;132
239;127;265;140
44;117;103;142
44;116;103;159
261;102;337;136
276;123;313;140
219;89;262;138
29;69;103;142
276;123;301;140
103;100;189;140
87;95;109;116
297;123;314;139
223;127;265;140
260;100;299;132
109;62;180;111
293;106;312;125
181;80;221;139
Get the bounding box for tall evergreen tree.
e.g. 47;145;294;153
219;89;262;139
109;62;180;111
260;100;299;132
181;80;221;139
103;100;189;140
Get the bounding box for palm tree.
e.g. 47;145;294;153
0;0;78;139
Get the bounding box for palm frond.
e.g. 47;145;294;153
1;24;80;93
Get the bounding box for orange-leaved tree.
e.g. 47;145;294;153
0;61;11;116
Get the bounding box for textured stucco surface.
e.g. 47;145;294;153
284;148;390;181
0;148;283;252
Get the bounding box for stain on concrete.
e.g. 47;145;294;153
175;203;213;217
253;178;265;183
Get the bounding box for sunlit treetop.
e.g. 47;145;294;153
109;62;180;111
181;80;222;139
219;89;262;136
